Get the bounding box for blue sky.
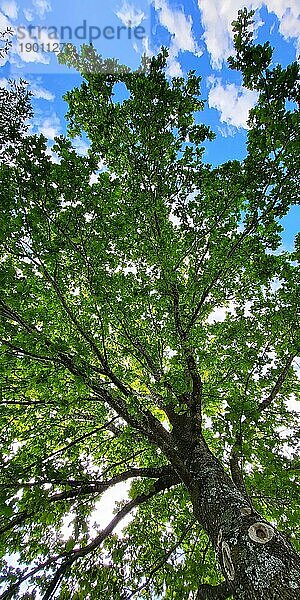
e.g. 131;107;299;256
0;0;299;243
0;2;299;584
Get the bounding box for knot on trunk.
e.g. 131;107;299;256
248;522;274;544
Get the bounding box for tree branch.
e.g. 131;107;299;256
1;339;60;364
229;422;250;502
258;354;295;412
0;299;38;334
187;168;294;333
0;306;172;450
170;284;203;427
0;466;176;502
0;472;179;600
229;447;249;502
196;581;232;600
1;290;177;458
126;518;196;599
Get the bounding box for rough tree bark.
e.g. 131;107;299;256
170;419;300;600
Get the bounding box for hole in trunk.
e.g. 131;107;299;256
248;522;274;544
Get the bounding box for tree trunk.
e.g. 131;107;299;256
174;431;300;599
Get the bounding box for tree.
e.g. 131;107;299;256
0;27;33;164
0;27;13;60
0;78;32;163
0;9;299;599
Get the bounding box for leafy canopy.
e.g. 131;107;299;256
0;9;299;599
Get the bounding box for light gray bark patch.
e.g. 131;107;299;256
240;506;252;516
245;554;285;589
217;527;222;548
221;541;235;581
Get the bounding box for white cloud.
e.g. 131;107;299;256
153;0;202;76
207;305;229;324
286;393;300;412
198;0;300;68
116;1;145;27
13;46;48;64
167;56;183;76
23;8;34;22
0;19;57;66
38;27;61;50
0;11;13;66
266;0;300;47
89;481;134;538
32;0;52;17
33;113;61;139
89;172;99;185
208;76;258;129
30;82;54;101
198;0;251;68
141;34;153;57
11;26;60;65
72;136;90;156
1;0;18;19
218;123;237;137
0;76;8;88
11;30;49;64
18;78;54;100
207;307;227;324
89;160;106;184
154;0;197;51
1;76;42;100
45;146;60;163
0;9;12;34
